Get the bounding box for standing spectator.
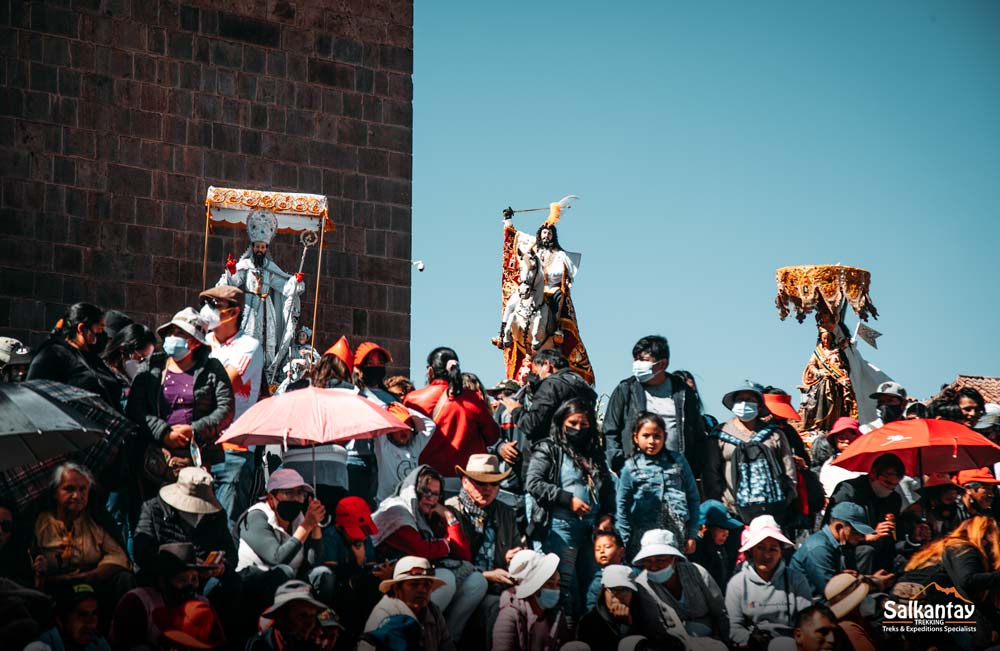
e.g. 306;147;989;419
688;500;744;591
602;336;706;476
25;583;110;651
812;418;864;498
526;398;613;618
860;381;908;433
200;286;263;532
615;412;700;557
724;516;811;648
384;375;415;400
954;467;1000;522
360;556;454;651
824;453;904;574
0;336;31;383
956;387;986;429
493;549;568;651
100;323;157;410
578;565;641;650
355;341;394;397
373;404;435;502
27;302;121;409
126;308;234;486
703;382;797;527
405;347;500;484
248;579;332;651
500;348;597;447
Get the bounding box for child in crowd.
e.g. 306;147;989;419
586;527;627;609
688;500;744;590
372;404;436;502
615;413;701;557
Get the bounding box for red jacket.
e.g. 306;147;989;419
405;380;500;477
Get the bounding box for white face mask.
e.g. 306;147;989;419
199;304;221;331
632;360;656;384
870;480;894;498
123;358;142;381
732;401;759;422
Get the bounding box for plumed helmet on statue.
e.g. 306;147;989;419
246;209;278;245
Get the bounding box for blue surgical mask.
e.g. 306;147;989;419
731;401;759;422
646;565;675;584
632;360;655;384
535;588;561;610
163;336;190;360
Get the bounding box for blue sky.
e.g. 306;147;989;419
409;1;1000;418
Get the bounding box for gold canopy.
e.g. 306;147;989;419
775;265;878;323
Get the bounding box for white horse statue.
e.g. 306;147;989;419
496;249;555;352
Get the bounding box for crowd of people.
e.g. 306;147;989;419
2;301;1000;651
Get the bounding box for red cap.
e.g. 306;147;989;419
762;393;800;421
956;467;1000;486
828;417;861;438
324;336;354;374
153;601;226;650
355;341;392;368
335;496;378;540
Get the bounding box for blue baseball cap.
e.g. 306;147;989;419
829;502;875;536
699;500;744;530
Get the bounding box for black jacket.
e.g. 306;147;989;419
125;349;233;466
26;337;123;410
578;600;639;651
511;368;597;445
602;374;706;476
445;494;524;595
524;438;613;539
133;494;237;573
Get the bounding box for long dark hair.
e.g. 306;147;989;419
427;347;462;397
311;353;351;388
102;323;155;369
550;398;608;487
53;302;103;340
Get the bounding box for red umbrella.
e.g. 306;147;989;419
832;418;1000;475
217;387;409;448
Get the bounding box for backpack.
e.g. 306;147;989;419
713;425;787;522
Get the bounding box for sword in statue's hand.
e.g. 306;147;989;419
502;195;579;222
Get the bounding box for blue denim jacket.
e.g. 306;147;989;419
615;450;701;549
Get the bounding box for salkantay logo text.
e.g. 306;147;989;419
882;582;977;634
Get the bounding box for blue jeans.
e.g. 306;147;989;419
543;514;596;618
211;450;255;534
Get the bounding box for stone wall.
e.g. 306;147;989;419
0;0;413;371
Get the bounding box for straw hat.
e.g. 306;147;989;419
455;454;511;483
378;556;447;594
824;572;870;619
159;467;223;514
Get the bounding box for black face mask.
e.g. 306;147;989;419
253;251;266;267
164;582;198;606
89;330;108;355
877;404;903;423
564;426;592;449
363;367;387;387
525;372;541;391
276;500;305;521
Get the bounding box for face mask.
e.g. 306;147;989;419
276;500;305;521
564;426;592;448
199;305;221;331
647;565;675;584
123;359;142;380
877;404;903;423
870;481;894;498
535;588;561;610
632;360;656;384
252;251;266;267
163;336;190;360
363;367;387;387
732;401;759;422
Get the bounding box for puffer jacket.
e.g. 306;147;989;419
524;438;613;539
602;374;706;476
615;450;701;552
125;349;233;466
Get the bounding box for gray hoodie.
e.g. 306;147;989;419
724;560;813;645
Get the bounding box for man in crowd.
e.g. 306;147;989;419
26;583;110;651
860;381;907;433
790;604;839;651
0;337;31;383
603;335;706;476
955;467;1000;521
247;580;336;651
360;556;454;651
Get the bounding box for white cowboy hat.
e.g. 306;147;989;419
378;556;446;594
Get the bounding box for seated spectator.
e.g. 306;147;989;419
248;580;336;651
790;502;892;596
813;418;864;498
446;454;525;644
152;599;226;651
822;573;875;651
782;604;839;651
32;464;132;604
825;453;905;574
25;583;110;651
372;464;483;641
493;550;568;651
585;527;626;610
0;498;33;586
236;469;332;620
326;496;386;647
578;565;641;651
725;516;812;649
0;577;52;650
360;556;453;651
632;529;728;643
688;500;743;590
954;466;1000;521
110;543;218;650
899;474;961;542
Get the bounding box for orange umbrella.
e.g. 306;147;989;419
832;418;1000;475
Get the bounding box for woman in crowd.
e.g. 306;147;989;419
526;398;614;618
100;323;157;410
725;516;812;649
812;417;864;497
615;412;700;557
404;347;500;487
26;302;121;409
578;565;642;650
493;549;569;651
126;308;233;488
372;464;486;641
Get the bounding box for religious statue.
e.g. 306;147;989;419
217;209;305;379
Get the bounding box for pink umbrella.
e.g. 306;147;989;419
217;387;409;448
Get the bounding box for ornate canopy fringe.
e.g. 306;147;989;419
775;265;879;323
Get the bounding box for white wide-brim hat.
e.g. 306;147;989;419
738;515;794;553
632;528;685;564
509;550;560;599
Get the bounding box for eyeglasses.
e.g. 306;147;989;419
470;478;501;488
419;489;441;499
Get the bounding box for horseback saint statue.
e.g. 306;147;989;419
492;196;595;385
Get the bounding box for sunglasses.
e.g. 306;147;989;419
470;478;501;488
200;297;235;310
